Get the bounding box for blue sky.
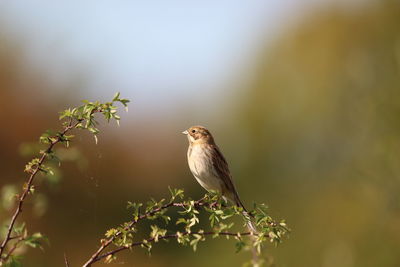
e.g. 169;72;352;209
0;0;327;117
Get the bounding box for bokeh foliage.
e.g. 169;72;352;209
237;1;400;266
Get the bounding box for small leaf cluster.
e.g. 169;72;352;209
0;93;129;266
57;92;130;144
0;223;47;266
22;93;129;185
23;92;129;178
99;188;290;266
250;203;290;254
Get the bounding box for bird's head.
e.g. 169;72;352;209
182;126;214;145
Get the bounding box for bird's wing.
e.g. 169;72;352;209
209;144;245;209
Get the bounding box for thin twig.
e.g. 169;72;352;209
82;197;208;267
7;236;21;241
64;252;70;267
0;120;77;261
2;236;25;263
0;96;129;264
95;231;254;264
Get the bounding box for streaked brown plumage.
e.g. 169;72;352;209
182;126;244;206
182;126;256;232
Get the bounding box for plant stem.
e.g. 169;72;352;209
0;120;76;261
85;231;253;266
82;197;208;267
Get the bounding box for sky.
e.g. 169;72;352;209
0;0;334;116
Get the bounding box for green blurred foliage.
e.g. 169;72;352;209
237;1;400;266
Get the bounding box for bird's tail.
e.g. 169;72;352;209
244;213;258;234
233;195;261;266
233;195;258;234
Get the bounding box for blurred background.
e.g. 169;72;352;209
1;0;400;266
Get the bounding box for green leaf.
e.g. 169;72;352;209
105;228;118;238
168;187;184;201
127;201;143;221
39;133;52;144
141;239;152;255
113;92;121;102
160;214;171;224
176;231;189;245
176;218;188;226
24;158;40;173
150;225;167;242
189;233;204;251
104;254;116;264
24;232;46;249
12;222;26;236
235;240;246;253
4;255;23;267
119;99;130;107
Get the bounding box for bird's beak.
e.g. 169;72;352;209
182;130;188;135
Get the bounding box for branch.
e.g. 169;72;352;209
0;93;129;263
0;120;76;259
95;231;254;263
82;189;289;267
82;197;208;267
2;236;25;263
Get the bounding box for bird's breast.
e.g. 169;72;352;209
187;144;221;192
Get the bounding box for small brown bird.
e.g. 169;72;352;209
182;125;256;232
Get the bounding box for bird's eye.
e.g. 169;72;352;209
191;129;196;133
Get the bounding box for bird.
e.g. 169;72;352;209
182;125;257;233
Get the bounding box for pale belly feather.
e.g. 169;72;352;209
188;145;222;193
